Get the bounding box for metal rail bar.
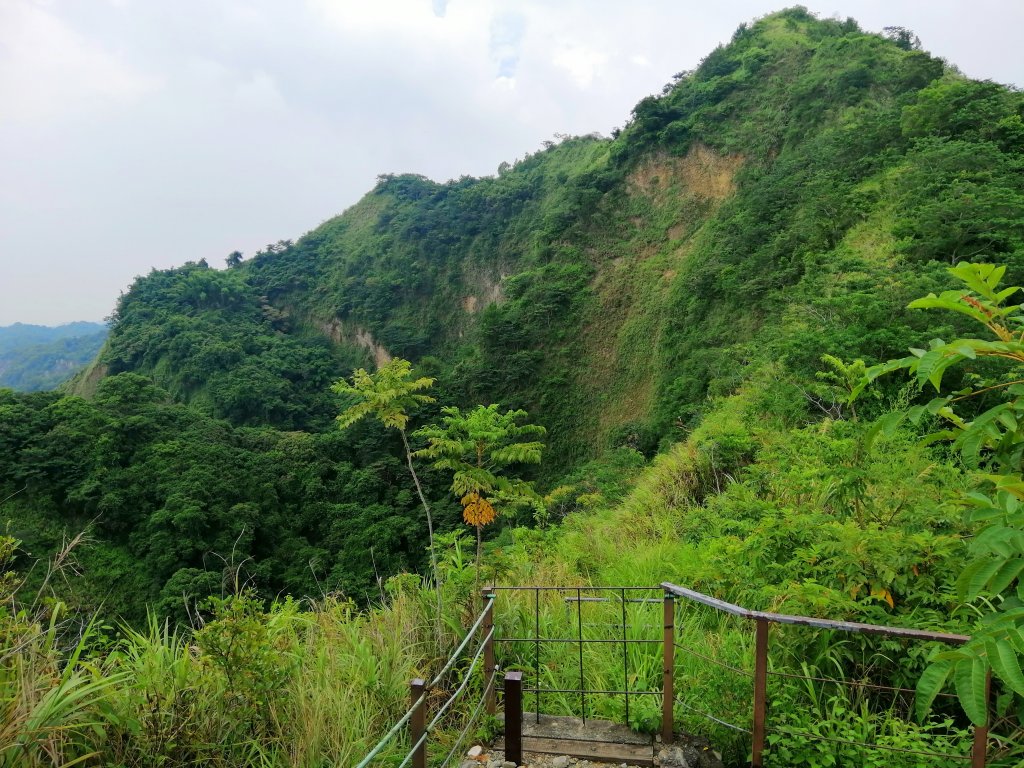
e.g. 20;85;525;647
564;596;663;604
495;637;662;645
678;700;752;734
535;587;541;725
621;588;630;725
524;687;661;697
661;583;970;645
576;586;586;724
674;641;752;677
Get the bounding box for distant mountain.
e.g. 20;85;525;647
0;322;107;391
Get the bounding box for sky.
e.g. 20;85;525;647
1;1;1023;326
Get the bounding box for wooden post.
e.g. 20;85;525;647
751;619;769;768
971;671;991;768
662;592;675;744
410;678;426;768
504;671;523;765
482;589;496;715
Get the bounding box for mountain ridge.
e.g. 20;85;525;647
0;321;107;391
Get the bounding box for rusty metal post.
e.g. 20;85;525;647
505;671;523;765
971;671;991;768
662;592;675;744
482;589;496;715
751;619;769;768
410;678;426;768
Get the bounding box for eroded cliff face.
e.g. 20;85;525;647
319;319;392;369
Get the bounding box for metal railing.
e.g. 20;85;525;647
358;582;996;767
488;585;663;730
660;582;984;768
355;595;497;768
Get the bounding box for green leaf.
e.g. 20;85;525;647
958;426;989;468
989;638;1024;696
957;557;1005;599
988;558;1024;596
953;656;989;726
915;660;952;721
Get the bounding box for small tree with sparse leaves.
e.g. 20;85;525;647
331;359;444;632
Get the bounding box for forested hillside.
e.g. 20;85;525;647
11;6;1023;617
0;322;106;391
4;9;1024;764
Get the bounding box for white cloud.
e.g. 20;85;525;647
552;42;609;88
1;0;1024;324
0;0;157;125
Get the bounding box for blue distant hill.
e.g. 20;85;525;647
0;322;107;391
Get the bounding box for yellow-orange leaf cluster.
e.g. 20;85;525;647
461;492;495;526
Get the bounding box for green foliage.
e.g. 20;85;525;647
333;357;446;641
413;404;545;510
333;358;435;431
863;263;1024;726
414;403;546;587
0;377;448;622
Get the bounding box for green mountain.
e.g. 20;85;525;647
84;10;1023;471
0;322;107;391
10;7;1024;614
5;9;1024;765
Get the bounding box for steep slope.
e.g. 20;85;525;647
90;9;1023;472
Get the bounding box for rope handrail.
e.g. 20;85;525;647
396;626;494;768
353;692;427;768
355;598;494;768
438;669;497;768
429;598;493;687
427;626;493;731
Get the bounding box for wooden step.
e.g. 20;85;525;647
494;735;655;766
493;714;656;766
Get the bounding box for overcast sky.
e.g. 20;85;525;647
2;0;1022;326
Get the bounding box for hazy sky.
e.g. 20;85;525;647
2;0;1022;326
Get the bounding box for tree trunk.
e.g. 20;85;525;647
400;428;444;648
475;523;482;608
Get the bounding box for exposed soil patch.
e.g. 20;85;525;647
626;143;743;203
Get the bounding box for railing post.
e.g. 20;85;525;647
482;588;496;715
971;670;991;768
410;678;426;768
505;671;523;765
662;591;675;744
751;618;768;768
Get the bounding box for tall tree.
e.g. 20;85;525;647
414;404;545;592
331;359;443;631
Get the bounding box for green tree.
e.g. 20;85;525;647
331;359;443;626
413;404;545;588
